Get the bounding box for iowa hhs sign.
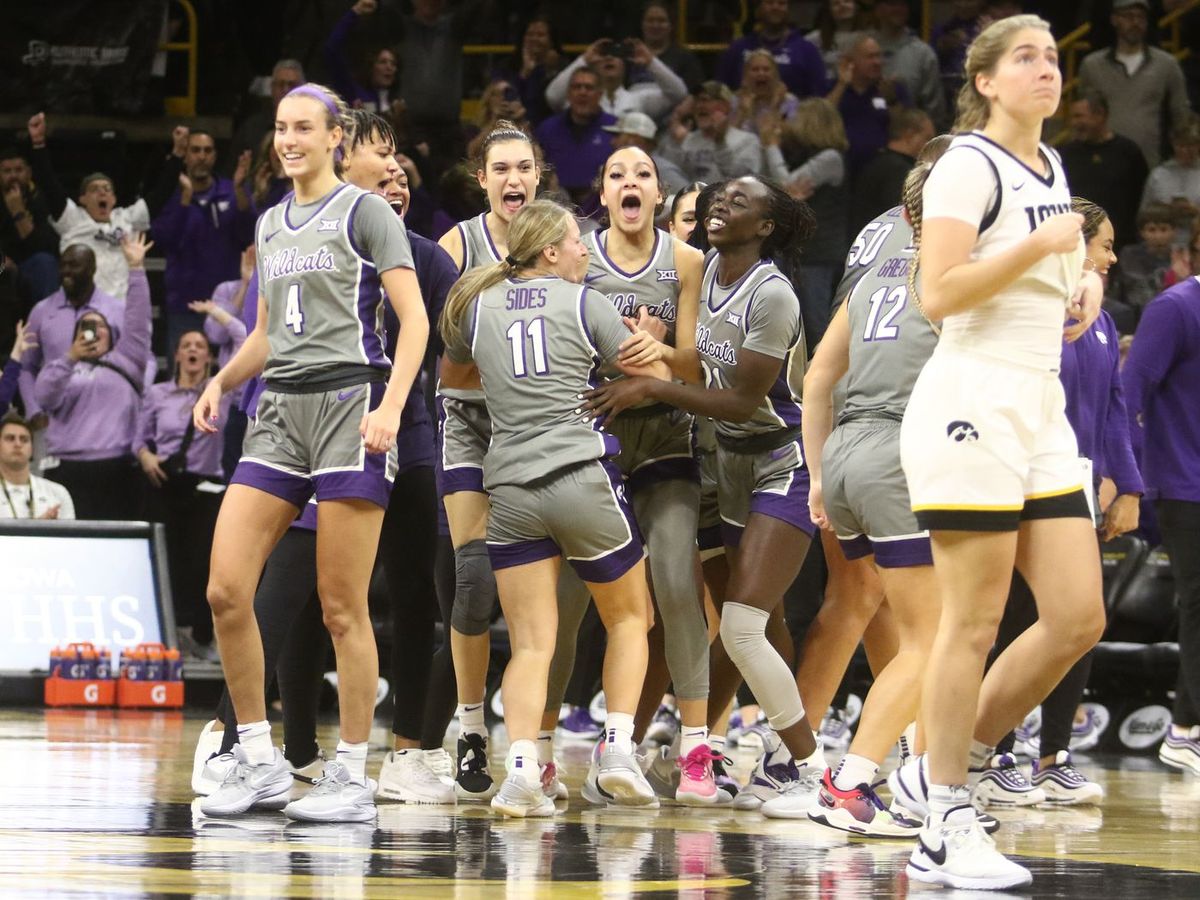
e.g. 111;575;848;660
0;525;170;673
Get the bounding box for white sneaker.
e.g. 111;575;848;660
1032;751;1104;804
972;753;1046;807
284;761;377;823
906;805;1032;890
199;745;293;816
760;765;823;819
733;731;796;810
887;753;1001;834
191;720;230;796
491;771;556;818
598;744;657;806
376;749;457;804
423;748;455;785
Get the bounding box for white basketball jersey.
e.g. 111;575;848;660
927;132;1084;372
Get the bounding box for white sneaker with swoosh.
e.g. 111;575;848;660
906;804;1031;890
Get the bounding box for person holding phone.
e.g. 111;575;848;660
544;36;688;121
32;235;153;520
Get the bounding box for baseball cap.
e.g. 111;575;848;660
602;112;658;141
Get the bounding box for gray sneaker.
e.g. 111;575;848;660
598;746;657;806
284;761;377;823
199;745;293;816
491;771;556;818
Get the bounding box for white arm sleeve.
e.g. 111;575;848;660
922;145;998;228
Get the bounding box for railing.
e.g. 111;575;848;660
161;0;198;118
1160;0;1200;61
1056;21;1093;135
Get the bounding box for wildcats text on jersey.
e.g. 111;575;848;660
259;246;339;283
696;324;737;366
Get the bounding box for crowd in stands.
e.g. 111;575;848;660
0;0;1198;675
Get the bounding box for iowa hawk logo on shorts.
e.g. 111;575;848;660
946;420;980;443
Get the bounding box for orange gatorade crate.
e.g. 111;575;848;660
116;643;184;709
44;642;116;707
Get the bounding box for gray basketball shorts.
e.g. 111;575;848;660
605;405;698;492
822;420;932;568
716;435;814;548
436;394;492;495
233;381;392;509
486;459;646;583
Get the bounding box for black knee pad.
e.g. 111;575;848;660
450;539;498;636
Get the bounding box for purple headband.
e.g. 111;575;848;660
284;85;345;163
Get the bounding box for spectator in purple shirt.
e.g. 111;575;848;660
19;245;124;428
828;35;913;179
33;234;153;520
137;328;230;652
0;320;34;418
1124;222;1200;776
535;66;617;214
323;0;398;115
716;0;828;99
150;129;255;355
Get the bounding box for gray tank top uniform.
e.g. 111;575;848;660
443;213;502;404
821;215;938;566
583;228;697;486
445;276;634;490
256;183;414;390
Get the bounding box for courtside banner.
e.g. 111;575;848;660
0;0;167;115
0;521;173;674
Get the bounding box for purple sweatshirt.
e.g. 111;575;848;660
136;379;230;479
1123;276;1200;502
151;179;256;313
716;28;828;98
33;270;152;461
20;286;125;419
239;268;265;416
1059;310;1144;496
206;278;251;404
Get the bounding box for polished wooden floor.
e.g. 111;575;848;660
2;710;1199;898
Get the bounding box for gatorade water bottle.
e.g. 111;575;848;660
122;648;144;682
49;646;63;678
144;646;163;682
80;646;98;680
96;648;112;680
165;648;183;681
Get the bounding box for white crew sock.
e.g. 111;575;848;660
336;739;369;782
928;782;971;817
507;739;540;787
537;730;555;765
457;702;487;738
679;725;708;758
604;712;635;755
237;720;273;765
832;753;879;792
709;733;728;756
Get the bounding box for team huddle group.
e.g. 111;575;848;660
189;14;1130;892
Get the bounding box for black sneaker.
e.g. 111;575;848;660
455;732;496;801
712;751;739;805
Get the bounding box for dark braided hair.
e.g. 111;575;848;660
1071;197;1108;243
346;109;396;153
745;175;817;284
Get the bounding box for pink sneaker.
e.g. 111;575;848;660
675;745;719;806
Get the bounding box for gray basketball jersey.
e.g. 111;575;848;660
456;212;503;274
443;213;503;402
697;254;804;440
444;276;631;489
840;229;939;424
833;205;912;311
583;228;681;325
256;183;414;387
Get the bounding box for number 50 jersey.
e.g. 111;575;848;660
839;214;939;425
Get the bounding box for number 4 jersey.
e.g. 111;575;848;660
255;183;415;389
839;214;939;424
444;276;633;490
